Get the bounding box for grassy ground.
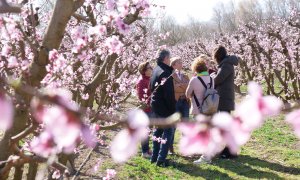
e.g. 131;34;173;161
98;115;300;179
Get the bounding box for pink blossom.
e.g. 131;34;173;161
235;97;263;130
30;89;85;154
92;123;100;131
82;93;89;100
110;109;149;163
93;159;101;172
72;37;88;53
44;88;79;111
52;170;61;179
49;49;59;61
160;139;167;144
103;169;116;180
152;136;167;144
102;14;115;24
286;109;300;138
127;109;149;129
212;112;251;154
0;93;14;131
133;0;150;9
88;25;107;35
1;45;11;57
81;125;97;148
110;130;139;163
177;123;224;158
7;56;18;68
30;132;57;157
115;17;130;34
160;78;166;85
235;82;283;131
104;35;124;55
118;0;130;17
41;106;81;152
106;0;116;10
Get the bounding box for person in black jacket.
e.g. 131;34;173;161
213;45;239;159
150;49;176;167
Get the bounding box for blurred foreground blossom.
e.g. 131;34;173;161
0;93;14;131
178;82;283;157
30;89;96;157
178;122;224;158
110;109;149;163
236;82;283;131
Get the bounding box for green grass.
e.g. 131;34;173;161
98;115;300;179
239;78;288;97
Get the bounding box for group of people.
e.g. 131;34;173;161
136;46;239;167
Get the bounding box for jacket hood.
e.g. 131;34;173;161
219;55;239;66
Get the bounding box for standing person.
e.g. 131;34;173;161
213;45;239;159
185;55;213;164
136;61;153;158
169;57;190;154
150;49;176;167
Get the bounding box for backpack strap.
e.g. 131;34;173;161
197;77;207;89
193;93;201;109
209;77;213;88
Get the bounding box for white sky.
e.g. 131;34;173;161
155;0;238;24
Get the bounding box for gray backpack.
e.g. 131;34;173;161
193;77;219;115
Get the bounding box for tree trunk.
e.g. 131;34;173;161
13;165;24;180
27;162;38;180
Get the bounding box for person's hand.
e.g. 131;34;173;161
210;72;217;78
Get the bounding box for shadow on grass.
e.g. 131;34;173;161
237;155;300;175
214;155;300;179
172;161;232;179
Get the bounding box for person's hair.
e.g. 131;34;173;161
138;61;150;75
213;45;227;64
157;49;170;63
191;55;208;73
170;57;181;67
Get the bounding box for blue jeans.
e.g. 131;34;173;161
141;112;152;153
170;99;190;148
175;99;190;119
151;113;173;162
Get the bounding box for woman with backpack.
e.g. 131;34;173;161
213;45;239;159
185;55;213;164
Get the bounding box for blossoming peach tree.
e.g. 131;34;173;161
0;0;300;180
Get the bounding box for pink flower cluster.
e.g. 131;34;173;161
178;82;283;157
30;89;96;157
110;109;149;163
103;169;116;180
0;93;14;131
152;136;167;144
105;35;124;55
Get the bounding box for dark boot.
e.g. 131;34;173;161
220;147;237;159
156;159;170;167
